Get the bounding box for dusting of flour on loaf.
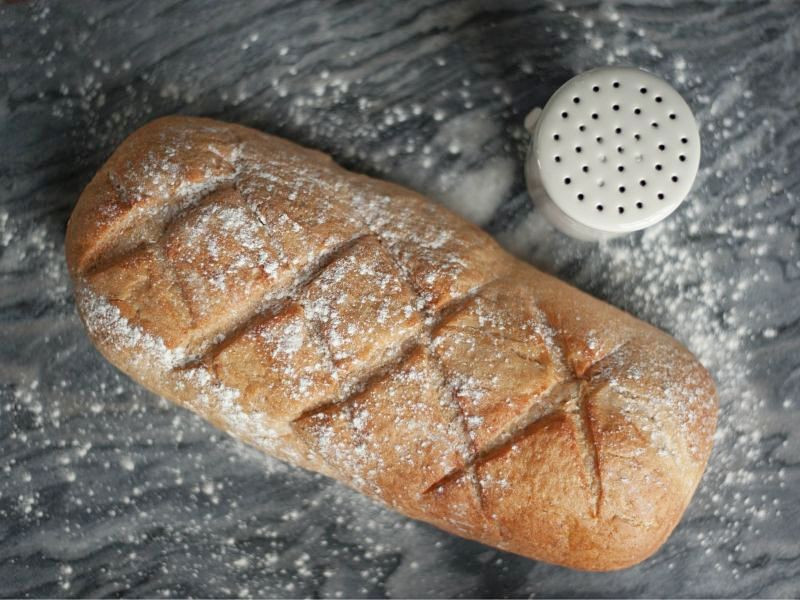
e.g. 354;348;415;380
81;288;188;371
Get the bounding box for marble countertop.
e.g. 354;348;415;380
1;1;798;597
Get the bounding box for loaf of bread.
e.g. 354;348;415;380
65;116;717;571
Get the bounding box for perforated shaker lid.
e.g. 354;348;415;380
524;67;700;240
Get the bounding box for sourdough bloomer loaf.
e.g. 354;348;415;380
65;116;717;571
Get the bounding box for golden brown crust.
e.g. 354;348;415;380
65;116;718;571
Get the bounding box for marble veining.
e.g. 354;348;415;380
0;1;798;597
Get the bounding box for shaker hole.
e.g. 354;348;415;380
655;164;663;171
561;111;569;119
658;192;665;200
577;193;585;200
593;85;600;92
592;113;599;120
618;206;625;214
655;96;663;103
658;144;666;151
679;154;686;162
636;201;644;209
596;204;604;211
640;179;647;187
613;81;620;88
564;177;572;184
573;97;581;104
671;175;679;182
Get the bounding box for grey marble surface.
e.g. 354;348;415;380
1;0;799;597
